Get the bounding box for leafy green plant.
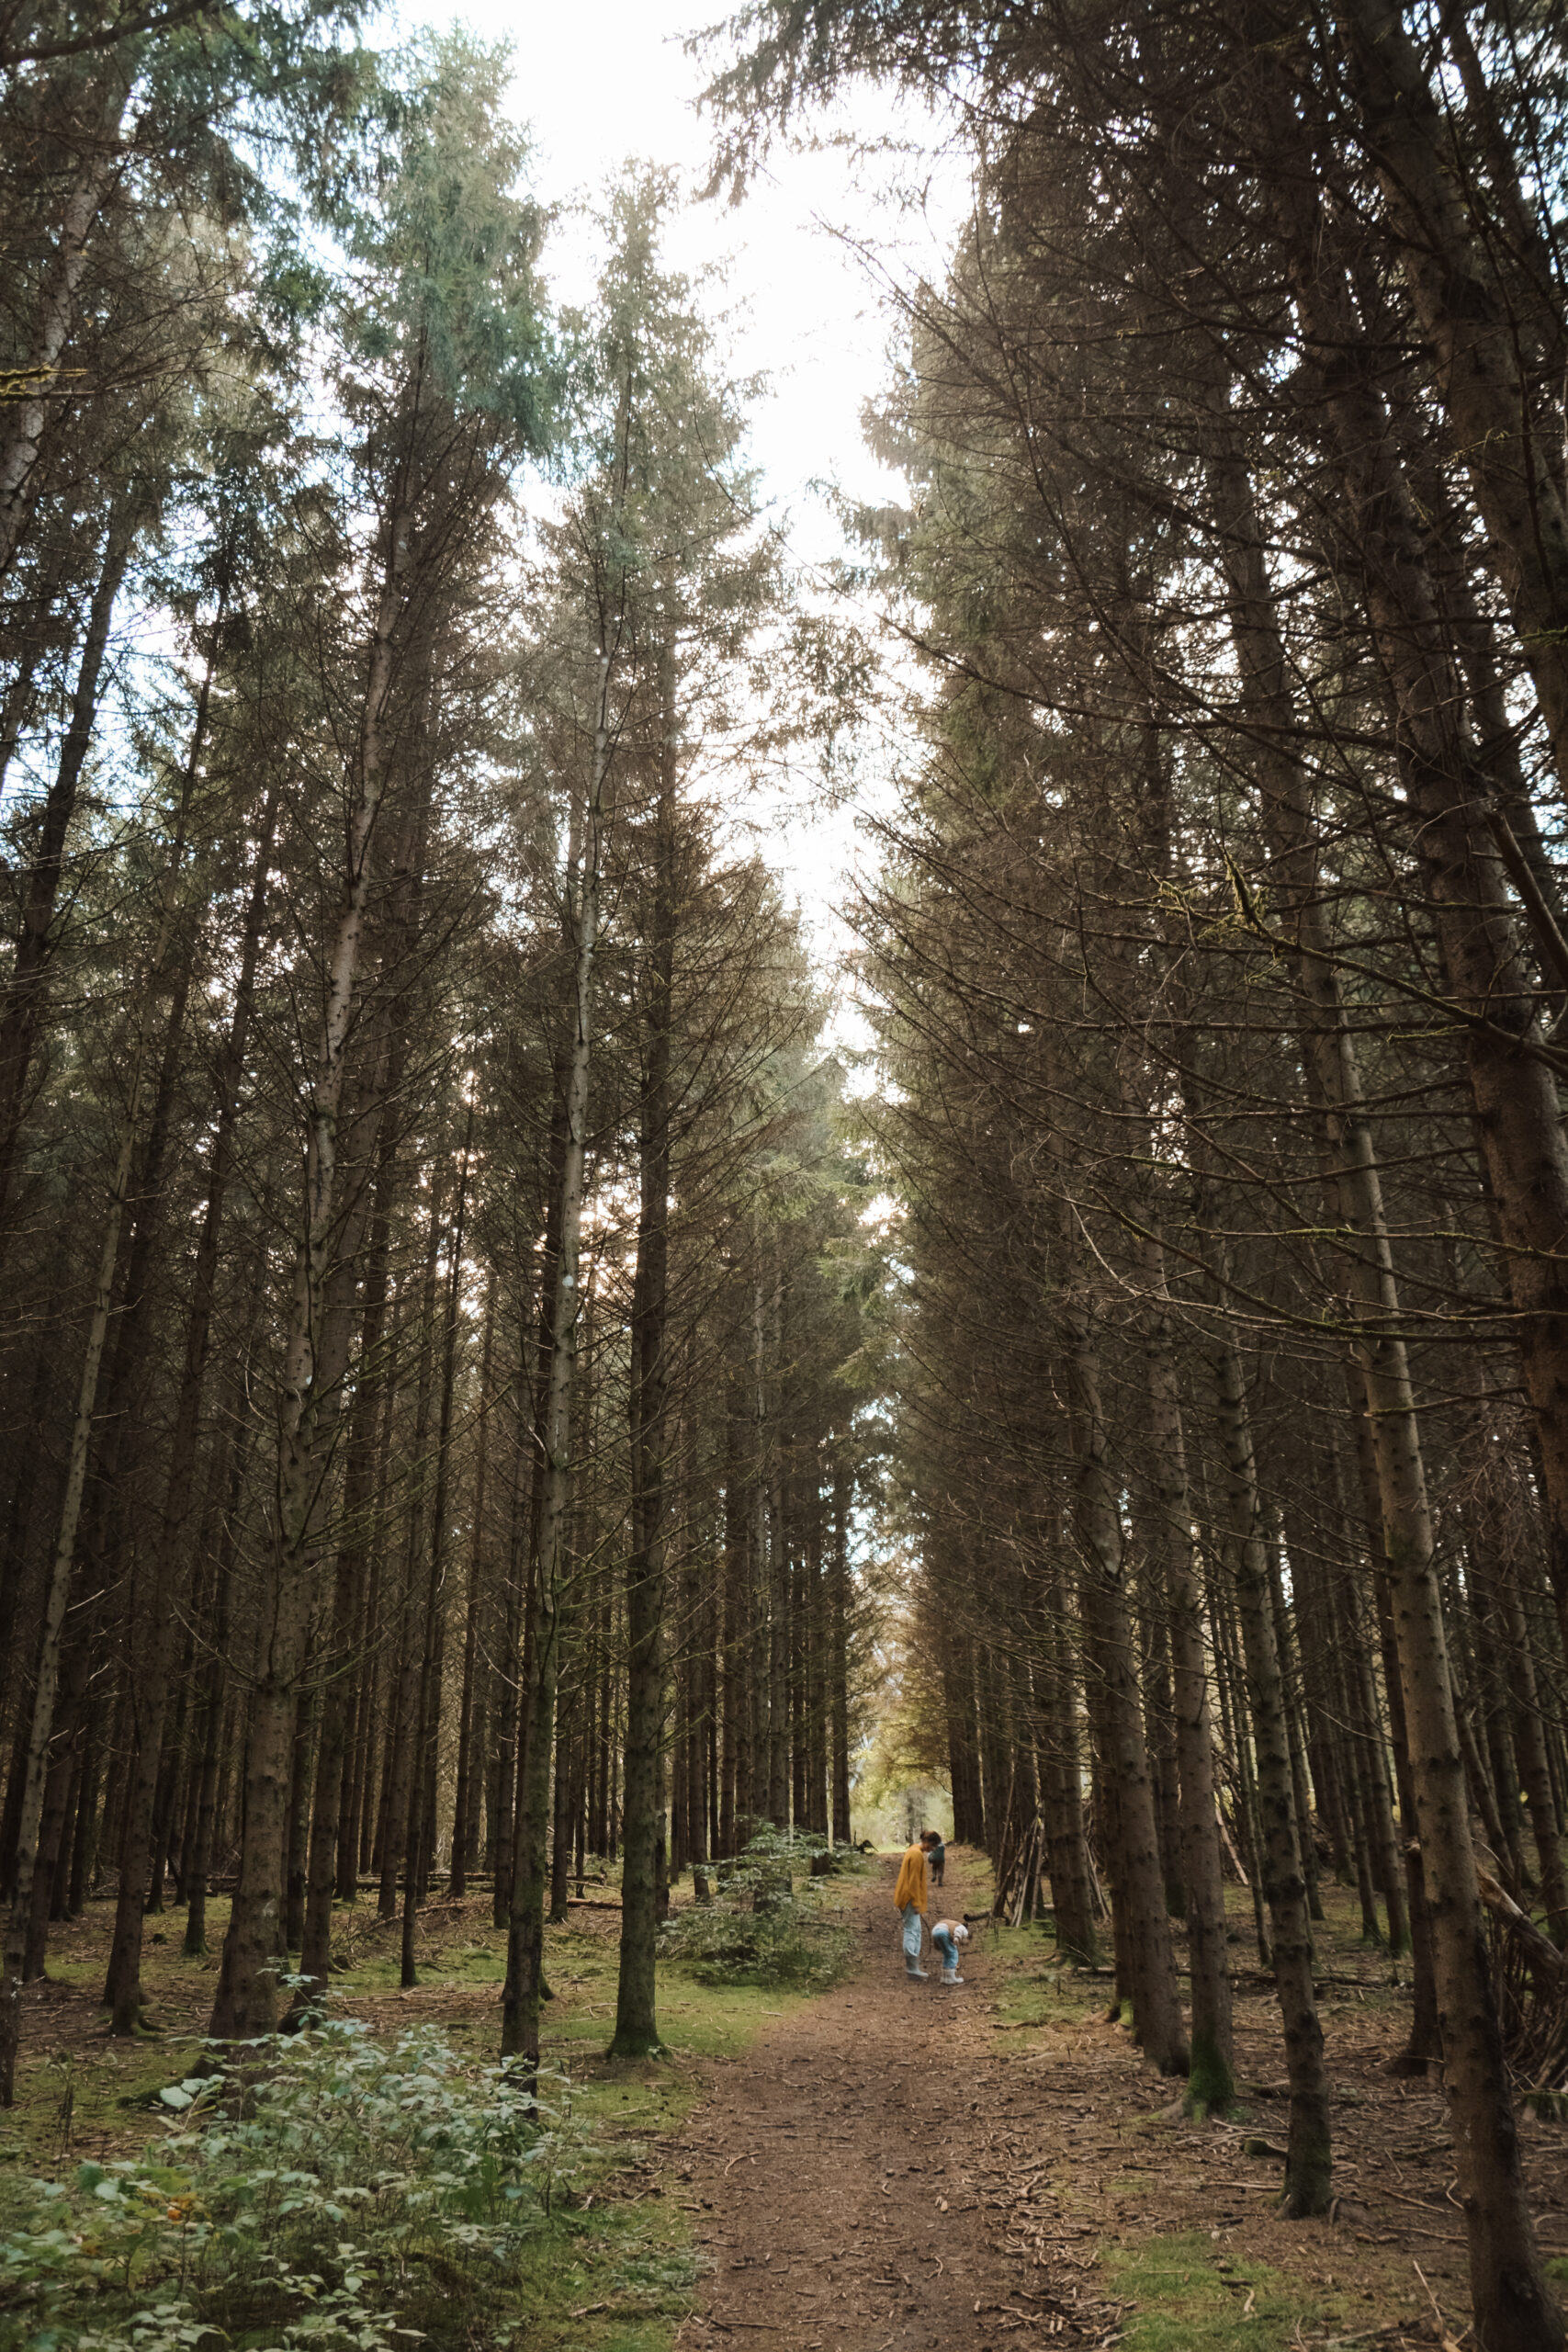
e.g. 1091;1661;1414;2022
660;1833;854;1988
0;2023;592;2352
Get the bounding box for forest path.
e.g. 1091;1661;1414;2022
671;1851;1105;2351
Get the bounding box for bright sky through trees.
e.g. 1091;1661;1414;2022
398;0;959;967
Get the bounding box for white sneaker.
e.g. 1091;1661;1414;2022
942;1973;964;1984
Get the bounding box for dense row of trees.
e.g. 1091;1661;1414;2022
13;0;1568;2343
0;5;877;2113
704;0;1568;2346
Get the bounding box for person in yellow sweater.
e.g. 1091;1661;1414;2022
893;1831;939;1978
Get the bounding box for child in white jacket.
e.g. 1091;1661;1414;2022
931;1917;969;1984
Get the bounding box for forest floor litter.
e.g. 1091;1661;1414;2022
665;1848;1568;2351
2;1846;1565;2352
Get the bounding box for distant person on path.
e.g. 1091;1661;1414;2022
893;1830;939;1979
931;1917;969;1984
926;1831;946;1889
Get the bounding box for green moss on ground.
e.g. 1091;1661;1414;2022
980;1923;1110;2039
1104;2234;1331;2349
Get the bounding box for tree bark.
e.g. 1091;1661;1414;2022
296;1070;401;1999
1065;1307;1187;2075
1213;1331;1332;2215
0;502;139;1235
209;460;416;2041
1333;0;1568;802
0;60;133;573
1258;176;1566;2340
0;939;167;2098
502;627;613;2074
99;655;237;2032
450;1269;498;1898
612;737;676;2059
829;1462;852;1844
400;1096;471;1987
1139;1234;1234;2111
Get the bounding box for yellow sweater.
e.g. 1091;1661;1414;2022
893;1843;929;1914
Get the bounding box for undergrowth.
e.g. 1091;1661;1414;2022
656;1831;858;1990
0;2020;608;2352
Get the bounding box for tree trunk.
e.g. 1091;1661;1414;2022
183;1357;253;1958
1035;1564;1095;1962
1139;1235;1233;2111
502;623;612;2075
0;901;174;2098
1334;0;1568;803
284;1690;314;1955
1260;178;1566;2339
0;59;132;572
450;1269;498;1898
400;1102;472;1987
829;1463;852;1845
613;739;676;2059
296;1080;400;1999
1065;1308;1187;2075
1213;1332;1332;2215
97;658;234;2033
0;502;138;1235
1500;1551;1568;1945
209;469;415;2042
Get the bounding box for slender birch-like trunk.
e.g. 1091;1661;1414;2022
450;1269;498;1897
400;1099;471;1988
829;1463;852;1845
492;1098;566;1926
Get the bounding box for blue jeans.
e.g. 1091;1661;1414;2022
931;1926;957;1973
901;1905;924;1962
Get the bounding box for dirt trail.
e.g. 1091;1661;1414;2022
672;1851;1100;2351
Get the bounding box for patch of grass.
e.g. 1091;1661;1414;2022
979;1925;1109;2035
1104;2233;1331;2350
0;2041;209;2177
652;1975;809;2061
513;2199;700;2351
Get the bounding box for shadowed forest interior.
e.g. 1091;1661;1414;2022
4;1;1568;2347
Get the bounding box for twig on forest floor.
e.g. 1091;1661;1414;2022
1412;2259;1466;2350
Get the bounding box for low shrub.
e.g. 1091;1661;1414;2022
660;1832;856;1988
0;2022;591;2352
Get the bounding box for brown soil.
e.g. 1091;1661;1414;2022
672;1849;1120;2349
669;1848;1568;2351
